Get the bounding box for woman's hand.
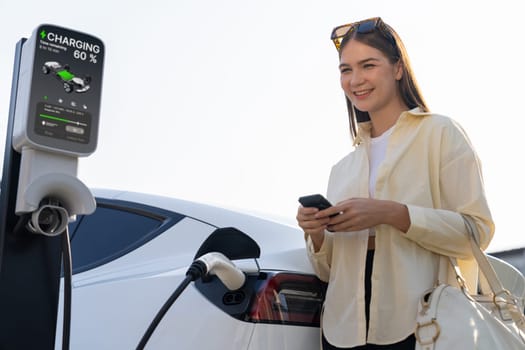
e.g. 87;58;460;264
318;198;410;233
296;206;332;252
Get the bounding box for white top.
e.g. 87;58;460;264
368;126;393;237
369;126;393;198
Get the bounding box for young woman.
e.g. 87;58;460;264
296;17;494;349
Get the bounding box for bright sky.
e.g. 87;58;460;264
0;0;523;252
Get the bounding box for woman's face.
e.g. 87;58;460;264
339;39;403;117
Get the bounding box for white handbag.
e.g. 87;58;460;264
415;216;525;350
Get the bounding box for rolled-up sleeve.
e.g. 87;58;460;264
405;206;493;259
305;232;333;282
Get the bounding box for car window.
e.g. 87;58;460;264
69;198;184;274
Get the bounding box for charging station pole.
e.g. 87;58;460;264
0;25;104;349
0;36;64;350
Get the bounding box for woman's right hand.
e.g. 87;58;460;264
296;206;331;252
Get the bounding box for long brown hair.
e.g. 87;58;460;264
338;20;429;139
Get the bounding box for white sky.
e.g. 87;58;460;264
0;0;523;252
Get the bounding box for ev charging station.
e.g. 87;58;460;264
0;24;104;349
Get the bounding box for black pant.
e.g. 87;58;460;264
322;333;416;350
321;251;416;349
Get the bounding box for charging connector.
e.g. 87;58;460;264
136;252;246;350
196;252;246;291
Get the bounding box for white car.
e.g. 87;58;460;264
54;189;326;349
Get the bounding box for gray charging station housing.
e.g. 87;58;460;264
11;24;104;216
13;24;104;156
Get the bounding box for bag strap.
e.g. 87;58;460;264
439;216;496;294
460;215;525;333
461;216;506;295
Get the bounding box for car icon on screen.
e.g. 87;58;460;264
42;61;91;93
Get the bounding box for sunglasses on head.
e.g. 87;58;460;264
330;17;396;51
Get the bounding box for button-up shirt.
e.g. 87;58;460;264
306;108;494;347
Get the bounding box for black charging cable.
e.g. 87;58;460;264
14;211;73;350
135;260;207;350
61;225;72;350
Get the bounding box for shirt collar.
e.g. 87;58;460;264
353;107;430;146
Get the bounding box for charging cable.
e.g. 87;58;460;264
61;225;72;350
136;252;245;350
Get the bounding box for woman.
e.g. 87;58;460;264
296;17;494;349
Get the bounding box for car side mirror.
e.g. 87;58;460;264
194;227;261;261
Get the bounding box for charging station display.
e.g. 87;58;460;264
13;24;104;156
35;102;91;144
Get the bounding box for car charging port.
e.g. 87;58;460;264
223;291;246;306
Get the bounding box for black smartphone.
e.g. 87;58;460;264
298;194;333;211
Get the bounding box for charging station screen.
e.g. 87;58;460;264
35;102;91;144
25;24;104;154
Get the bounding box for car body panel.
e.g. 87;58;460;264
248;324;320;349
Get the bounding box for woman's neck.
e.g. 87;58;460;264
369;102;409;137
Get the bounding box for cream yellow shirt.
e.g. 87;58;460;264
306;108;494;347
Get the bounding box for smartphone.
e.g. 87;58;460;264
298;194;333;211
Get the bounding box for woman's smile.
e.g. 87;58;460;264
353;89;373;99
